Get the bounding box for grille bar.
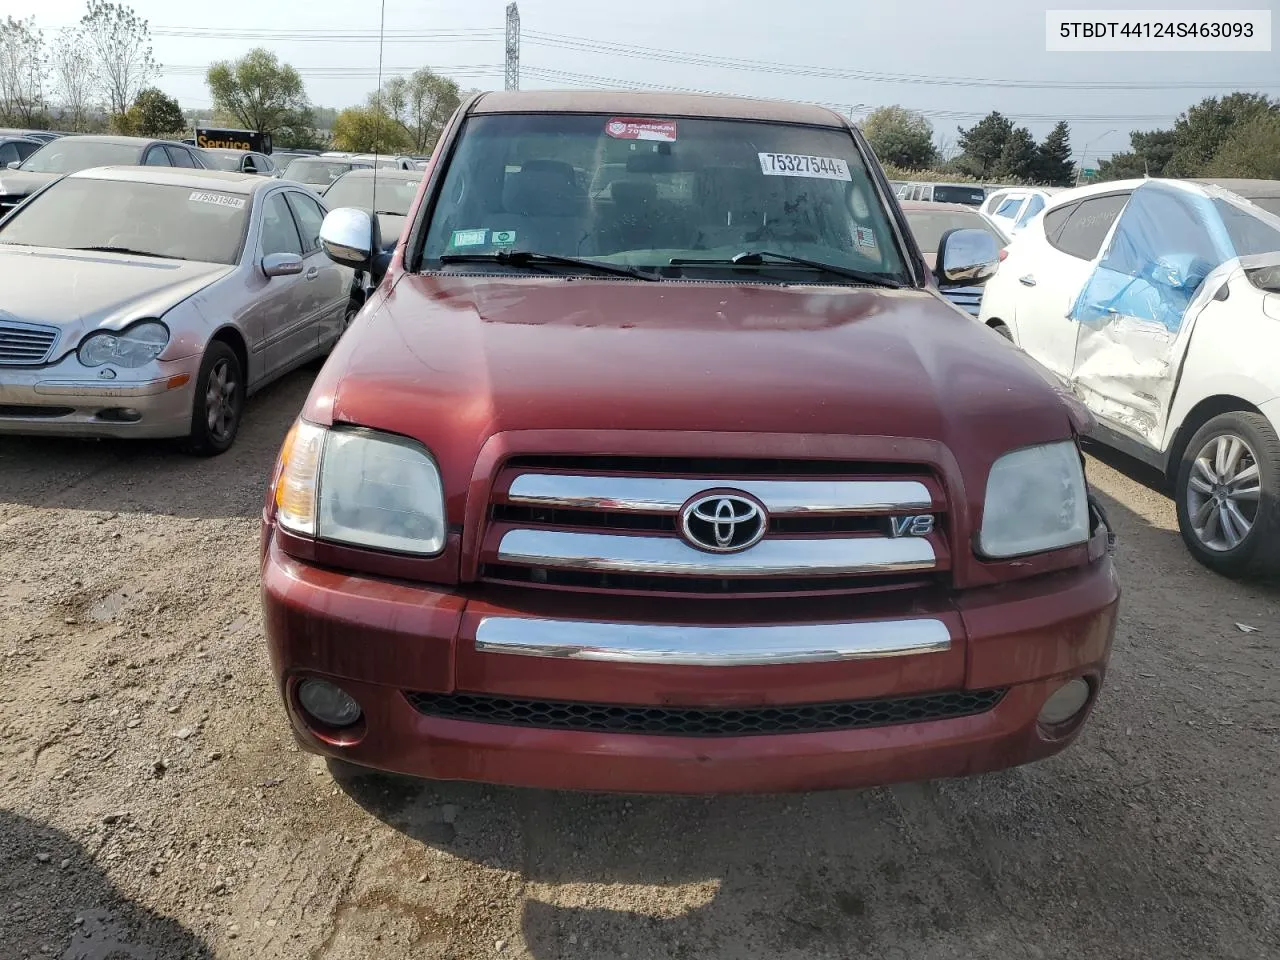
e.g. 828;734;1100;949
405;688;1006;737
505;474;935;515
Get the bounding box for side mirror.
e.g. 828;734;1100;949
262;252;304;278
6;161;19;170
319;207;377;271
936;228;1000;287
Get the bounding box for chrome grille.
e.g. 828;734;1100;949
482;457;948;596
0;320;59;366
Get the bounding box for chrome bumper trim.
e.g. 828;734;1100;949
496;529;936;576
32;378;173;398
474;616;952;665
506;475;933;515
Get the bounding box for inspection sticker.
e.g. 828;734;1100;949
491;230;517;246
605;117;679;142
757;153;851;181
188;191;245;209
450;228;488;247
854;226;878;249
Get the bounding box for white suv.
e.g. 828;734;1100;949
979;178;1280;578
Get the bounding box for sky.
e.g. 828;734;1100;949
15;0;1280;163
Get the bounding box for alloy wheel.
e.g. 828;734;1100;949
205;358;239;443
1186;433;1261;551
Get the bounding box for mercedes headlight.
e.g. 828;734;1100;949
78;321;169;368
978;441;1089;558
273;421;446;555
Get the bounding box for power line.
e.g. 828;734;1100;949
137;24;1275;92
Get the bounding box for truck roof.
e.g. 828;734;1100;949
468;90;849;128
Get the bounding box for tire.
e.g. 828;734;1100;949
1173;410;1280;579
989;321;1013;341
182;341;245;457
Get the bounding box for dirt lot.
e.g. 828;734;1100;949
1;367;1278;960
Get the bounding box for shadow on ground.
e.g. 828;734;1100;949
0;809;211;960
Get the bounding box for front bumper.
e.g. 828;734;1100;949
261;534;1120;794
0;354;201;438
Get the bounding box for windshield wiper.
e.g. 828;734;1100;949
68;245;183;260
439;249;659;281
668;250;902;288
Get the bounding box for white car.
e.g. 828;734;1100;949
979;177;1280;578
982;187;1063;235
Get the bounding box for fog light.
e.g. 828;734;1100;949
297;678;362;728
1039;678;1091;727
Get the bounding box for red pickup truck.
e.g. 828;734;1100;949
260;91;1119;794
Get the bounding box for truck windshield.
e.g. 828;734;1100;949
420;113;908;283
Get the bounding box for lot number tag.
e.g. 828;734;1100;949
758;153;851;181
189;191;245;209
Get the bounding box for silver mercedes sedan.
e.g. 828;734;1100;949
0;167;357;454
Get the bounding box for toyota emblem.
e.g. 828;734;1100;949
679;492;767;554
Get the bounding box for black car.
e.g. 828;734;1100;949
0;137;42;169
0;135;208;216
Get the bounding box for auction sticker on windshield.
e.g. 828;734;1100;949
188;191;245;209
450;229;488;247
605;118;678;142
758;153;851;181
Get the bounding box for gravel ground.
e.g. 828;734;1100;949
1;368;1278;960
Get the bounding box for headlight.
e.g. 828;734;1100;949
78;321;169;368
978;440;1089;558
274;421;446;555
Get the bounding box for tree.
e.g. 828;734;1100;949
1033;121;1074;186
374;68;461;153
1167;93;1279;175
860;105;936;170
994;126;1037;181
121;86;184;136
50;27;94;131
331;106;412;153
955;112;1013;179
1096;129;1176;181
0;17;47;127
80;1;158;120
1203;113;1280;180
206;48;314;139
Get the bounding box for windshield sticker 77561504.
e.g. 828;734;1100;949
188;191;245;209
757;153;852;182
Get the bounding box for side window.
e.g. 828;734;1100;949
995;197;1022;217
260;192;304;257
285;192;326;253
143;146;170;166
0;143;16;166
1042;203;1075;243
1015;194;1046;227
242;155;259;174
1051;194;1130;260
166;146;197;168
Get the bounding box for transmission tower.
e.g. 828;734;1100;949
504;3;521;91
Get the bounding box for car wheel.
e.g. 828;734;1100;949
183;341;245;457
342;301;359;334
1174;411;1280;579
989;322;1013;341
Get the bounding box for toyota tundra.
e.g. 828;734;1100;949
260;91;1119;794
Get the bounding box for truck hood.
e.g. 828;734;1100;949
316;275;1078;497
0;169;59;198
0;246;231;352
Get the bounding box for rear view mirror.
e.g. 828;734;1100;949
261;252;304;278
937;228;1000;286
319;207;376;270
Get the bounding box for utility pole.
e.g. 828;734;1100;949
505;3;521;91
